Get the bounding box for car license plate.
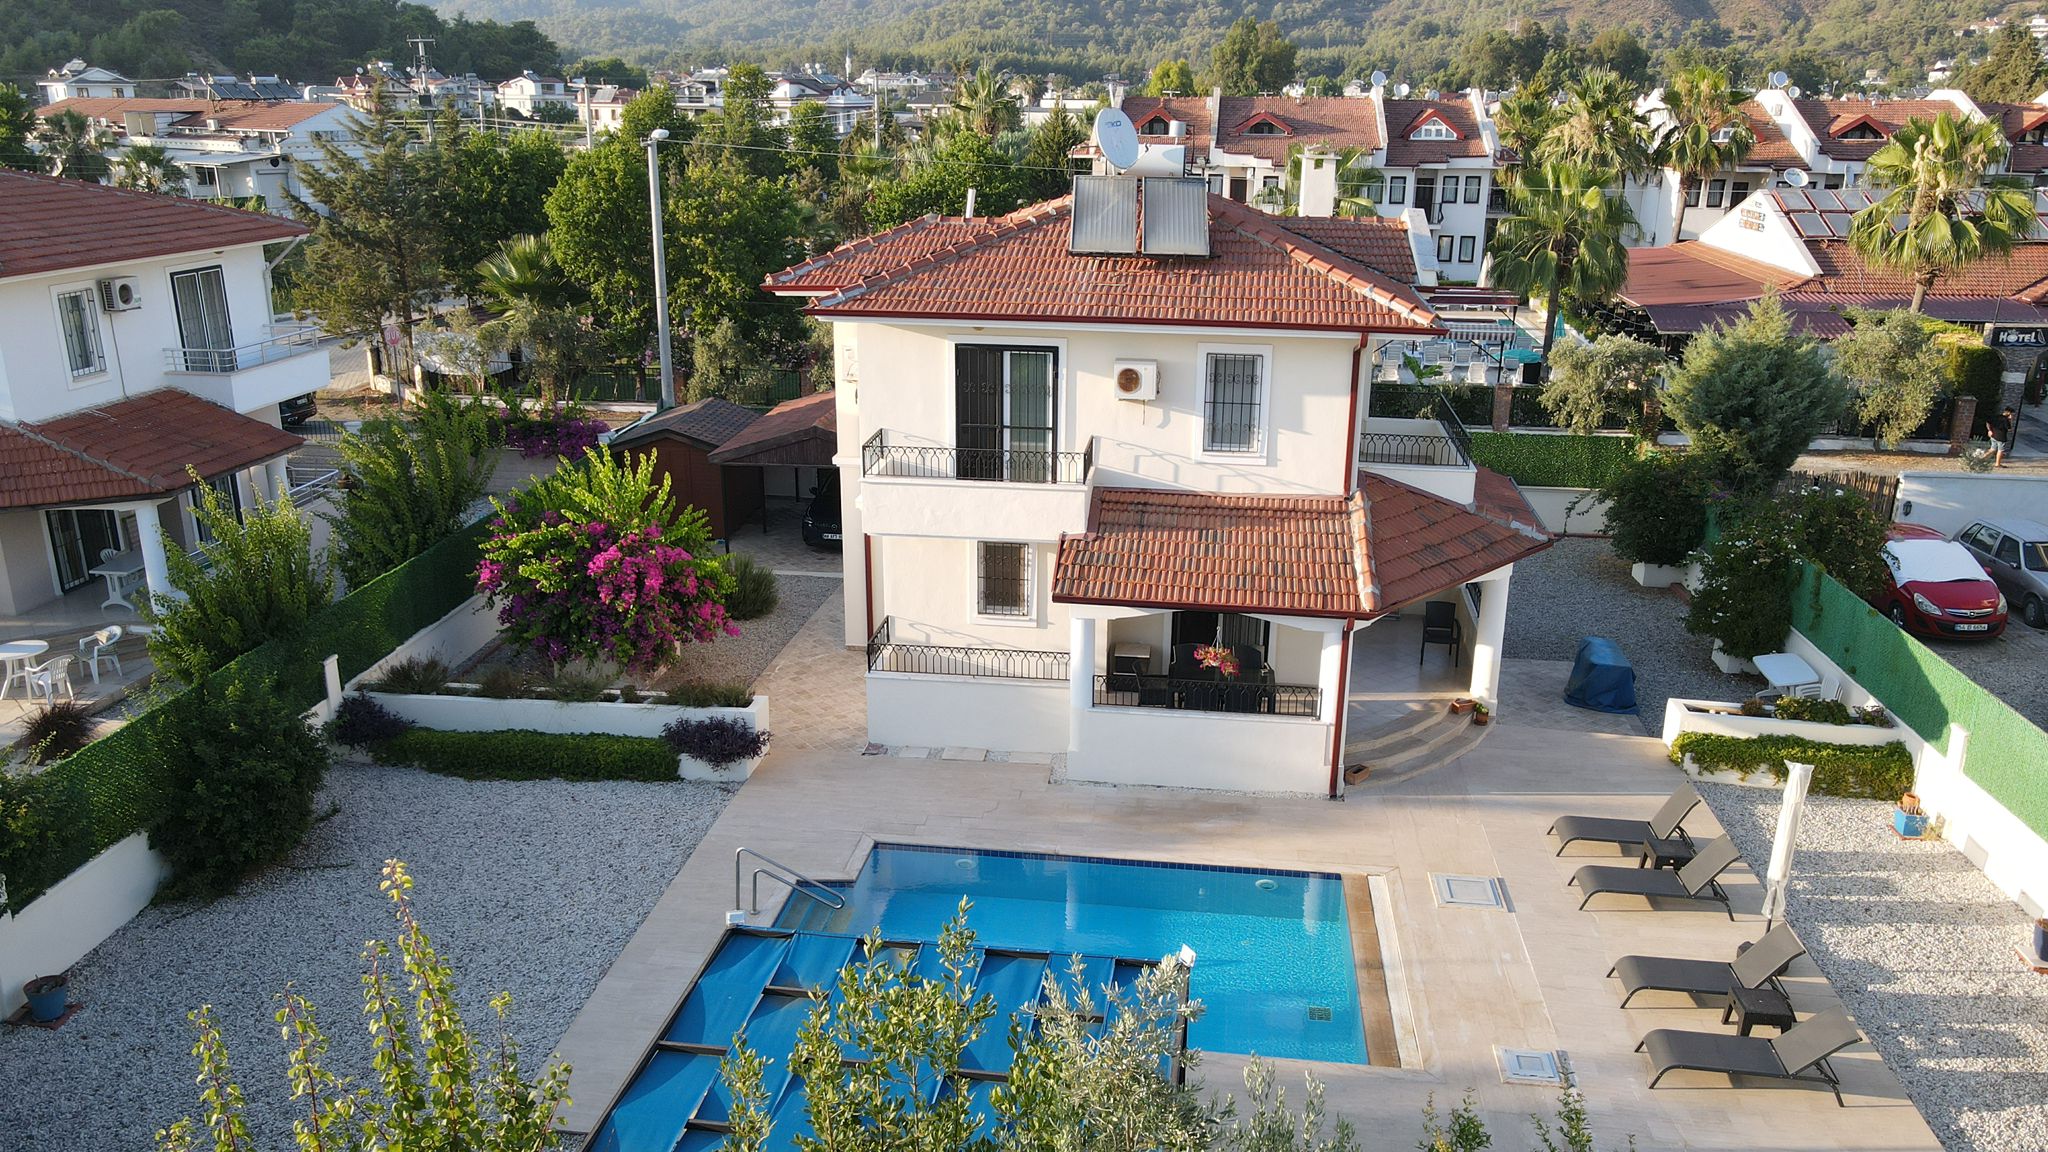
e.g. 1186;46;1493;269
1955;623;1989;632
822;533;841;541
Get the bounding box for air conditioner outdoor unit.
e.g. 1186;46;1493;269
1112;360;1157;401
97;277;141;312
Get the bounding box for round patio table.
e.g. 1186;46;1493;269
0;639;50;700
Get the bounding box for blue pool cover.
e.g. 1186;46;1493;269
1564;635;1638;714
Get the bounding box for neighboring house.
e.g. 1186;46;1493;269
764;178;1552;795
672;69;726;114
36;60;133;103
172;73;302;102
1378;95;1499;282
0;171;323;616
34;97;363;210
573;84;637;134
609;398;765;539
1626;98;1802;245
496;72;573;118
768;73;874;136
331;70;419;112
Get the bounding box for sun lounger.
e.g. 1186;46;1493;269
1636;1005;1863;1105
1608;922;1806;1007
1569;835;1740;920
1548;782;1701;857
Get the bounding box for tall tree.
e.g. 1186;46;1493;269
438;115;568;292
786;100;839;182
1956;22;2048;105
868;129;1027;227
953;66;1022;135
112;142;188;193
702;63;785;178
1665;295;1846;494
1830;308;1951;447
1144;58;1197;96
1487;161;1637;372
1543;68;1653;178
1492;89;1559;188
1585;27;1652;86
34;109;112;181
1211;17;1296;96
1020;104;1087;201
567;55;651;89
0;83;34;172
1657;66;1755;240
1849;110;2037;311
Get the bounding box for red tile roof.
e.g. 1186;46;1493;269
1052;473;1550;618
170;101;342;130
1214;96;1383;164
1738;100;1803;169
36;96;208;126
766;215;1004;293
0;389;302;510
1117;96;1217;161
707;391;838;467
1804;240;2048;302
1383;99;1488;167
1618;242;1810;308
1266;216;1417;281
0;169;306;279
772;193;1437;335
1791;98;1964;161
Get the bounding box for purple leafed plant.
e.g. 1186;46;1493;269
661;715;769;768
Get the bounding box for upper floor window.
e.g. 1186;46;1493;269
956;345;1057;482
1410;120;1456;141
1203;350;1266;454
1706;179;1728;208
56;289;105;377
1462;175;1482;203
1140;116;1168;134
1247;121;1284;135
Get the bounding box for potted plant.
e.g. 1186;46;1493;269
1471;703;1491;727
1894;792;1930;839
1449;698;1475;715
23;973;69;1023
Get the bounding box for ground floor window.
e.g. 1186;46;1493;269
976;541;1032;617
192;472;243;544
1458;235;1477;263
46;508;125;593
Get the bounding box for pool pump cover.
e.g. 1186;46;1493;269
1564;636;1638;714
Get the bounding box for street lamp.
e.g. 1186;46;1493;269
645;127;675;410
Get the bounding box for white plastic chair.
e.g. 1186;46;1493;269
79;625;123;684
1791;674;1839;701
27;654;75;703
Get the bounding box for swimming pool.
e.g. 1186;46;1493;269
777;844;1369;1064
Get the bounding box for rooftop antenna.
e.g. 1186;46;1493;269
1093;105;1140;171
1394;82;1411;98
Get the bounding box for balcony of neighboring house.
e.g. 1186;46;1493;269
858;430;1094;541
162;324;325;415
1357;380;1477;505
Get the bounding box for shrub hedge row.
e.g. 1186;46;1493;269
1668;732;1916;801
0;521;488;912
1465;431;1637;489
370;728;678;782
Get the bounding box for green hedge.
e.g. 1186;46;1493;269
1;521;488;911
370;728;677;781
1466;431;1637;489
1669;732;1916;800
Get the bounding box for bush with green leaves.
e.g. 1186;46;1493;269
1539;334;1667;439
660;680;755;707
147;474;333;686
1772;696;1854;725
1465;432;1636;489
327;692;416;747
370;655;453;695
157;860;568;1152
18;700;95;764
1599;451;1714;566
476;664;531;698
1685;506;1803;659
723;553;780;620
1781;485;1890;601
149;672;332;898
1665;296;1847;495
325;392;499;588
1831;308;1949;447
372;728;677;781
0;769;94;908
1947;340;2005;416
540;664;612;701
1669;732;1915;799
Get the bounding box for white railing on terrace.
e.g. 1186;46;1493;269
163;326;322;374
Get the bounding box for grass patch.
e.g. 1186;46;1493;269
370;728;677;782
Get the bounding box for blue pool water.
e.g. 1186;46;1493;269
778;844;1367;1064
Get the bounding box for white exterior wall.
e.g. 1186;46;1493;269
871;536;1068;650
1375;163;1492;278
867;675;1068;752
1893;472;2048;538
1066;706;1333;794
0;835;169;1018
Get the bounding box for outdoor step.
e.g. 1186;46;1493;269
1344;701;1459;758
1348;717;1492;789
1346;707;1477;774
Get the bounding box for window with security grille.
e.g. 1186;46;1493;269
57;290;104;376
1203;353;1264;453
977;542;1032;616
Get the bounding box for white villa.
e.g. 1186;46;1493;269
766;178;1552;795
33;96;363;210
36;59;135;104
0;172;318;617
496;72;574;118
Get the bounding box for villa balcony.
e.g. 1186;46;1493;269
865;617;1070;681
1358;414;1476;504
858;430;1093;541
162;327;325;415
1091;673;1321;717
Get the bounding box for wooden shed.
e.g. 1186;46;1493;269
609;398;764;540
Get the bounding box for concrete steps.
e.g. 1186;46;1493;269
1343;701;1490;788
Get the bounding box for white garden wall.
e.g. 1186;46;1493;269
1893;472;2048;538
364;691;771;781
866;675;1067;754
0;835;168;1017
348;593;500;690
1519;486;1610;536
1066;706;1332;795
1658;698;1905;748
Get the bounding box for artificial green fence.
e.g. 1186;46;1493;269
1791;564;2048;839
1465;431;1636;489
1;520;489;911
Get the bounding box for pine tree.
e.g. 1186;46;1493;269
1958;23;2048;105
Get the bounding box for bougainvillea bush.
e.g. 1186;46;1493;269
499;404;606;459
477;448;736;672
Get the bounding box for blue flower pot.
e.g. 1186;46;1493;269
2034;921;2048;963
1894;808;1930;839
23;975;67;1023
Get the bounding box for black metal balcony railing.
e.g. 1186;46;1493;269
1357;432;1467;468
862;431;1091;485
1092;675;1321;718
866;617;1070;681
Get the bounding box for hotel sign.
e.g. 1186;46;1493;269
1738;206;1765;232
1989;327;2048;348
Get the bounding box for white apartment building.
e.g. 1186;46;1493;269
34;96;363;211
496;72;573;118
36;60;133;104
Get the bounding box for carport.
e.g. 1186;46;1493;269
707;391;838;545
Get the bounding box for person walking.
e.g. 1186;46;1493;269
1986;405;2016;467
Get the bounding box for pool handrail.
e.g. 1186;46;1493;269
735;847;846;917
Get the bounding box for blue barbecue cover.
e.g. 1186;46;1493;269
1564;636;1638;714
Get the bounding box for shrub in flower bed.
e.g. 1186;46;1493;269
661;680;755;708
1669;732;1915;800
371;728;678;781
499;406;606;459
662;715;769;770
327;692;416;747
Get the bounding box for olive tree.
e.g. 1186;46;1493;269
1539;334;1668;438
1828;308;1949;448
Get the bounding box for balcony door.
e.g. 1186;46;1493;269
171;266;234;372
47;508;125;593
956;346;1056;483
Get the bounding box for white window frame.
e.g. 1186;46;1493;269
1410;120;1455;141
972;540;1038;624
1195;343;1273;461
53;286;107;381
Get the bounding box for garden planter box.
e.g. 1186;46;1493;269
1708;642;1756;676
1660;698;1903;749
1630;562;1690;590
364;691;769;782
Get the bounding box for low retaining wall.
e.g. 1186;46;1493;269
866;674;1067;754
0;835;167;1017
349;593;500;691
1067;705;1332;795
365;690;770;781
1659;697;1905;747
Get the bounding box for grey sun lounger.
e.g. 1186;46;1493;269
1609;922;1806;1007
1569;835;1740;920
1548;782;1701;857
1636;1005;1863;1105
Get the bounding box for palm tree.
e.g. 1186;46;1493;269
1849;110;2039;312
953;67;1021;137
112;142;188;194
1542;69;1653;179
1487;161;1638;372
475;234;591;402
1656;67;1756;240
1492;89;1559;189
477;233;580;313
35;109;113;181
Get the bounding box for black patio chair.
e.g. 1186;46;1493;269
1419;601;1461;667
1548;782;1702;857
1569;835;1741;920
1636;1005;1864;1106
1609;923;1807;1007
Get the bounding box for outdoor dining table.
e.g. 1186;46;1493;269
0;638;49;699
87;550;147;611
1752;652;1821;695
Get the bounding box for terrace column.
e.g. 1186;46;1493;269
265;458;290;501
1068;615;1097;726
1468;570;1511;712
134;500;181;604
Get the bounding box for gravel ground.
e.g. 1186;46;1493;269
0;760;734;1151
1505;537;1746;732
653;575;837;693
1695;781;2048;1152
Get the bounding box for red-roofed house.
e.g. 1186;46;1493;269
35;96;362;210
767;178;1552;795
0;170;319;617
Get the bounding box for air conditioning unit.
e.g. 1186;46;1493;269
97;277;141;312
1112;359;1157;401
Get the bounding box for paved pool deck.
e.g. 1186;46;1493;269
554;680;1939;1149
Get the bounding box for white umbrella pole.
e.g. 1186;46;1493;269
1760;760;1815;928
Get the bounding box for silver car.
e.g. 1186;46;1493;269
1955;519;2048;628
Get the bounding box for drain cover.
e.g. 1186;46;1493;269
1306;1005;1333;1022
1496;1047;1567;1086
1430;873;1506;910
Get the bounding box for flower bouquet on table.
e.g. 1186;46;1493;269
1191;644;1240;678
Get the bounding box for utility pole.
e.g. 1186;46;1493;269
646;128;675;410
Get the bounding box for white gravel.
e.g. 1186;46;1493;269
1696;781;2048;1152
0;759;733;1151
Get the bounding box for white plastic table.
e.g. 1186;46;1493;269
1753;652;1820;694
0;638;49;699
87;550;146;611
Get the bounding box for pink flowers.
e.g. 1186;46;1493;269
1192;644;1241;679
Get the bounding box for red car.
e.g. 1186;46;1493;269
1873;525;2008;639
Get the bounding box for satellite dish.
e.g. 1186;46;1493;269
1093;106;1140;171
1787;84;1802;99
1394;82;1411;98
1769;70;1789;89
1370;69;1387;88
1784;168;1810;188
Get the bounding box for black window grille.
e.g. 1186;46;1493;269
978;542;1031;616
1204;353;1263;453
